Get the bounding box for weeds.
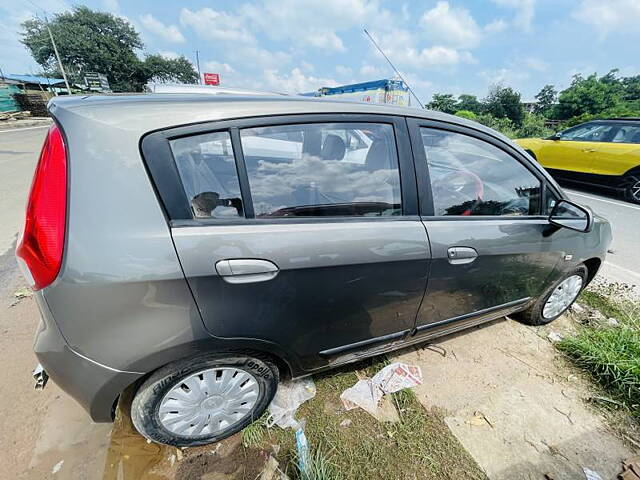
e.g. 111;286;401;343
558;283;640;416
241;412;268;447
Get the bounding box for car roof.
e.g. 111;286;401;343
50;92;500;133
586;118;640;123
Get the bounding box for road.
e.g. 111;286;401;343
564;187;640;286
0;125;48;256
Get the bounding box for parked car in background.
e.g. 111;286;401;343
516;118;640;204
19;93;611;447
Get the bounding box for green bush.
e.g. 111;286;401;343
517;113;553;138
454;110;477;120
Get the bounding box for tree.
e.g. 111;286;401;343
427;93;458;114
483;85;524;126
553;71;623;120
143;55;199;84
456;94;483;114
21;6;198;92
533;84;557;116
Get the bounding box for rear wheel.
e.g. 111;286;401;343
514;265;587;326
131;353;278;447
621;172;640;204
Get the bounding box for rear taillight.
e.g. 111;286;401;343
16;124;67;290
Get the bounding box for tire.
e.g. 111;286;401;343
514;265;587;326
621;172;640;204
131;352;278;447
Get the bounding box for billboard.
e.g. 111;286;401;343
203;73;220;86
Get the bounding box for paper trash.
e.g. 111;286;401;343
340;362;422;415
267;377;316;429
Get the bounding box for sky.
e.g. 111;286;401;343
1;0;640;102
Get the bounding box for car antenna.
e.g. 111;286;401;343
363;28;425;108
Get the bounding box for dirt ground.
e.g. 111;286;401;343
1;244;637;479
399;315;636;479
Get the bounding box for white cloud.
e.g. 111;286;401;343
263;68;338;94
203;60;236;75
485;19;507;33
241;0;393;52
140;13;185;43
360;64;384;77
572;0;640;37
523;56;548;72
158;50;180;60
179;7;254;44
376;29;475;69
490;0;535;32
102;0;120;13
335;65;353;77
479;67;530;86
420;1;482;49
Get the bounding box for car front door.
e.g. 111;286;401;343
542;122;616;174
407;119;567;335
589;123;640;176
143;115;430;372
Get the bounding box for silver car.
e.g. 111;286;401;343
18;93;611;447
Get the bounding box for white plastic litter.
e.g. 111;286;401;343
267;377;316;429
340;362;422;416
582;467;603;480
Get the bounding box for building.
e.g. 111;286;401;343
301;79;412;106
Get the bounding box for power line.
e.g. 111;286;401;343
363;28;424;108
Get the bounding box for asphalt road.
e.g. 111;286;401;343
564;186;640;286
0;125;48;256
0;125;638;286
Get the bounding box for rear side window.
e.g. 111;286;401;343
421;128;541;216
610;124;640;144
240;123;402;217
171;132;244;219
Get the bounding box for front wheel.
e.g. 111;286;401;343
621;172;640;204
131;353;279;447
514;265;587;326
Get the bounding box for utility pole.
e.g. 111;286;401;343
195;50;202;84
44;14;71;95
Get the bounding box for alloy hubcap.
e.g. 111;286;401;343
158;367;259;437
543;275;583;319
631;180;640;201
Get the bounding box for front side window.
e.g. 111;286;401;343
240;123;402;217
421;128;541;216
559;123;614;142
171;131;243;219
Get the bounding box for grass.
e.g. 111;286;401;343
558;284;640;416
251;357;486;480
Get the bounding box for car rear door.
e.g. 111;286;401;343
407;118;567;335
589;123;640;176
142;114;430;372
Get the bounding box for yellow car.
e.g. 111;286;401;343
516;119;640;204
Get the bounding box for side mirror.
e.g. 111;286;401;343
549;199;593;233
548;133;561;141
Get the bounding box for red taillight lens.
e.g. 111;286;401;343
16;124;67;290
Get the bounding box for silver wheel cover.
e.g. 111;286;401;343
158;367;260;437
542;275;583;319
631;179;640;201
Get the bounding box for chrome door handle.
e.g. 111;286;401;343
215;259;279;284
447;247;478;265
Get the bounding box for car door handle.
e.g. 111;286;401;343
447;247;478;265
215;259;279;284
582;148;596;153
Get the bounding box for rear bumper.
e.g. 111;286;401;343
32;292;143;422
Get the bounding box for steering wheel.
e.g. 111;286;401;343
432;170;484;215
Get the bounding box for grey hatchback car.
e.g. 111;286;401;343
18;93;611;447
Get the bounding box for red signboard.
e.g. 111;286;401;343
203;73;220;86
